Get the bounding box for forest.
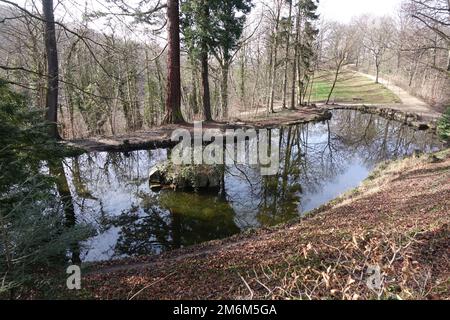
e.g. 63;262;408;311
0;0;449;302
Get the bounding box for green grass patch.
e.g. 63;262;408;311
309;69;401;104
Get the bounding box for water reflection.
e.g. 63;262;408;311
106;191;240;256
49;160;82;264
58;110;443;261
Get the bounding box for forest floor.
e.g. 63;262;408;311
79;149;450;300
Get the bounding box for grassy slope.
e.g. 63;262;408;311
309;69;402;104
82;150;450;300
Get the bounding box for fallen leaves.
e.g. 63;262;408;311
82;154;450;300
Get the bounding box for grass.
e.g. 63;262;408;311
437;106;450;140
309;69;401;105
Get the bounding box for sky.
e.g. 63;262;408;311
318;0;404;23
9;0;406;30
10;0;405;23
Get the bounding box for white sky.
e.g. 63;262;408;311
10;0;406;28
318;0;404;23
12;0;405;18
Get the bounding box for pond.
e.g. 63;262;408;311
56;110;444;262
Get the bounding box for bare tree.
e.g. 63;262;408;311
281;0;293;109
267;0;283;114
324;23;354;104
290;2;301;110
42;0;60;139
407;0;450;72
363;17;395;83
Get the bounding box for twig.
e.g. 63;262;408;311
128;271;176;300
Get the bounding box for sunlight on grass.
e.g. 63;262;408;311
309;69;401;104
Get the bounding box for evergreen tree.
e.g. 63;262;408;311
181;0;213;121
438;106;450;140
0;80;92;298
291;0;319;108
182;0;253;119
208;0;253;118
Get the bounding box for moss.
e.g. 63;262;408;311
437;106;450;141
155;162;223;190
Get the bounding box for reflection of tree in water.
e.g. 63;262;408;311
225;110;443;225
66;150;165;214
60;110;443;260
60;150;168;259
109;191;240;256
81;151;154;189
68;156;96;200
257;127;303;226
328;110;442;167
49;160;82;264
225;124;336;225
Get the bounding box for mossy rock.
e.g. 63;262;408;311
149;162;223;191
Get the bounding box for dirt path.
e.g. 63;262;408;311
82;150;450;300
357;72;441;120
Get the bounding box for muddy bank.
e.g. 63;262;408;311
64;105;444;154
81;149;450;300
327;104;440;132
63;107;331;153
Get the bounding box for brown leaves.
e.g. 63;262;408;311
81;155;450;300
302;243;314;259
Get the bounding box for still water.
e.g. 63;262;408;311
58;110;444;262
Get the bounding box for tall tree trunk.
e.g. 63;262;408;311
164;0;184;124
376;66;380;84
268;2;282;114
307;70;315;105
239;45;246;105
290;6;301;110
447;1;450;70
200;0;212;121
251;38;262;110
155;56;165;123
326;59;343;105
189;56;199;115
201;49;212;121
282;0;293;109
43;0;60;139
297;53;303;105
447;47;450;72
266;44;274;111
375;57;380;84
221;61;230;119
145;50;156;126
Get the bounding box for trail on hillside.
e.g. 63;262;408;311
357;72;441;120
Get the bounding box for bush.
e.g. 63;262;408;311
0;80;93;299
437;106;450;140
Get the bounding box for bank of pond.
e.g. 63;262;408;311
51;110;445;262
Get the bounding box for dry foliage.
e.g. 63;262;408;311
82;151;450;300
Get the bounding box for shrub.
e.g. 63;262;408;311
0;80;93;299
437;106;450;140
